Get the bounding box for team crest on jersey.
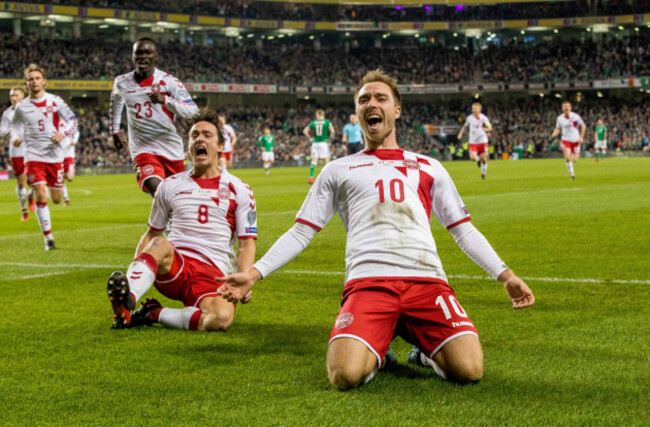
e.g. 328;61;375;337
46;106;54;114
247;210;256;225
218;187;230;200
335;312;354;329
404;159;420;170
151;83;161;93
141;165;155;175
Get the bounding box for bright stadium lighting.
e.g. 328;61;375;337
345;32;350;37
586;28;591;32
474;93;479;99
247;33;254;38
309;35;314;40
487;32;492;35
618;26;624;30
634;27;639;32
554;29;559;33
597;91;603;98
99;24;109;29
539;93;544;98
278;34;285;38
414;33;419;38
267;36;274;40
453;32;458;37
555;93;562;99
520;30;525;35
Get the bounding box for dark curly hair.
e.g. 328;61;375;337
186;108;224;146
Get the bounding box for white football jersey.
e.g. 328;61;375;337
110;68;198;161
10;93;77;163
555;112;584;142
222;124;235;153
62;129;79;159
465;113;491;144
295;148;472;284
148;170;258;275
1;106;24;158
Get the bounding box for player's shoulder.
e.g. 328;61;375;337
15;98;30;110
223;171;253;193
160;170;190;189
113;71;132;84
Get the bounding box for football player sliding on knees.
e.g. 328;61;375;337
218;70;534;390
107;108;257;331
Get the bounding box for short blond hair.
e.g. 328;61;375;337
11;86;26;95
24;63;46;80
354;69;401;106
315;109;325;116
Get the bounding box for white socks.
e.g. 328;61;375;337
480;162;488;176
126;259;157;302
62;184;69;202
565;161;575;177
158;307;201;330
35;202;52;236
16;185;28;212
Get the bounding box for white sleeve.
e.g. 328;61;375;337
449;222;509;280
164;78;199;119
10;107;24;143
0;110;9;137
576;114;585;126
555;116;561;129
483;114;492;129
294;163;338;231
147;182;171;231
430;162;471;230
253;223;317;278
234;182;257;239
57;98;78;138
110;79;125;135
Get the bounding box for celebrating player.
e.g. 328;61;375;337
342;113;363;155
594;119;607;162
107;108;257;331
257;126;275;175
0;86;33;221
110;36;198;196
551;101;585;179
303;109;335;184
218;70;534;389
218;114;237;171
457;102;492;180
61;129;79;206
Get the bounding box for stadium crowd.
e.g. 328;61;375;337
1;29;649;85
2;97;648;172
21;0;650;22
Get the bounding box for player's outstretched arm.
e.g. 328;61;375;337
498;269;535;309
135;228;164;258
217;267;262;303
302;125;311;139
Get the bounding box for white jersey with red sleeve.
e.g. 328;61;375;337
295;148;471;284
1;106;25;158
555;112;584;142
222;124;235;153
10;93;77;163
465;113;491;144
147;170;257;275
110;68;198;161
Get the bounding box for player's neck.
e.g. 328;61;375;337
134;69;155;82
30;91;46;100
366;135;399;150
192;165;221;179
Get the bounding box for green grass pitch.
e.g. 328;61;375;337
1;157;649;426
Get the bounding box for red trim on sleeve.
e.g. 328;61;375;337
148;223;166;232
295;218;322;231
446;216;472;230
237;236;257;239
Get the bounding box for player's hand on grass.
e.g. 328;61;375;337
216;268;262;303
113;133;126;150
498;269;535;309
148;92;165;104
12;138;23;147
51;132;64;143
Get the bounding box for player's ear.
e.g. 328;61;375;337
394;104;401;119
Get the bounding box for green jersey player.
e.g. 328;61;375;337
594;120;607;162
303;109;335;184
257;127;275;175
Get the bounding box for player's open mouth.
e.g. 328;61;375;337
367;115;383;129
195;147;207;159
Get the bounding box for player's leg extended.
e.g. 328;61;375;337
480;152;488;179
327;338;379;390
32;183;56;249
196;296;235;331
62;159;74;205
219;156;227;172
16;174;29;221
309;156;318;184
563;146;575;179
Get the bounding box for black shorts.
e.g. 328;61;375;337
347;143;363;155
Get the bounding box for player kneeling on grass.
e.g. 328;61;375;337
217;70;534;389
107;108;257;331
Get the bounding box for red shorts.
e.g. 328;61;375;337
221;152;232;161
330;278;478;366
469;143;488;155
63;157;75;175
154;247;226;308
562;140;581;154
134;153;185;193
11;157;25;176
26;161;64;189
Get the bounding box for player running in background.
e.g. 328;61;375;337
60;129;79;206
218;70;534;389
551;101;585;179
457;102;492;180
594;119;607;162
107;108;257;331
10;64;77;250
257;126;275;175
218;114;237;171
0;86;33;221
110;36;198;196
342;113;363;155
303;109;335;184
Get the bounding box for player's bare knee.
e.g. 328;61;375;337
327;364;366;390
200;311;233;332
448;357;483;383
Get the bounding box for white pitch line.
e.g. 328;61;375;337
464;187;584;200
0;224;144;240
3;263;648;285
12;271;71;280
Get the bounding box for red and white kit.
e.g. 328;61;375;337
274;149;487;364
1;105;25;175
62;129;79;175
110;68;198;187
10;93;77;188
466;113;491;154
147;170;258;306
221;123;236;161
556;112;584;153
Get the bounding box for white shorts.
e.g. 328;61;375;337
594;140;607;150
311;142;330;160
262;151;275;162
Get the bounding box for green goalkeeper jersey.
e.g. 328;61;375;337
257;134;275;152
595;125;607;141
309;119;332;143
